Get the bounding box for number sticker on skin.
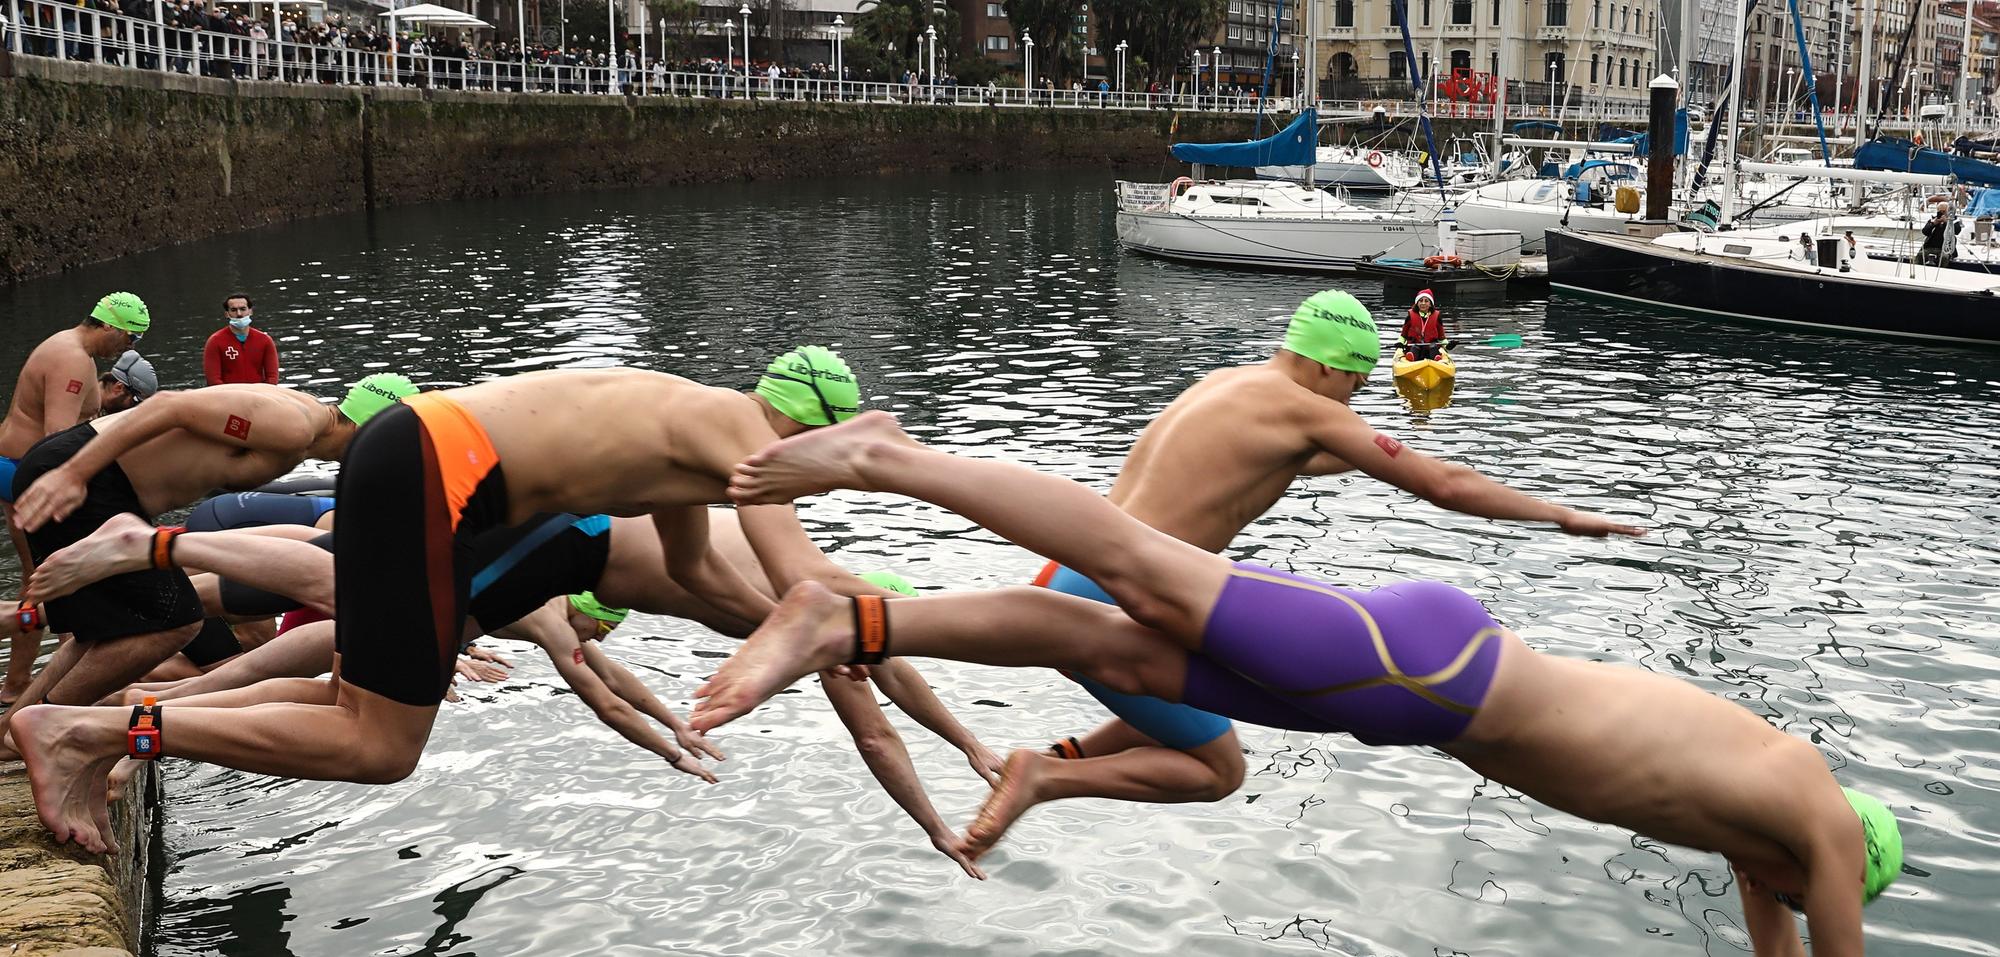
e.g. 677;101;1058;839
65;379;82;395
1374;433;1405;458
573;648;585;665
224;415;251;440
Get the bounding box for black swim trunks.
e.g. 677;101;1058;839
180;617;244;668
12;423;203;642
334;394;510;707
216;517;610;633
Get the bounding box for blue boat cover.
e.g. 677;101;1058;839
1171;109;1318;167
1967;188;2000;218
1855;137;2000;189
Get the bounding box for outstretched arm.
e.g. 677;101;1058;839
578;637;722;762
1304;400;1642;536
1734;872;1808;957
16;387;323;530
820;675;986;880
869;658;1003;786
735;503;912;601
491;603;717;782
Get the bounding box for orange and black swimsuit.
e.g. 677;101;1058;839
333;392;510;706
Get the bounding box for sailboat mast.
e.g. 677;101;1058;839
1857;0;1874;137
1724;0;1747;223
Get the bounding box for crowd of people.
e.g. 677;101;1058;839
7;0;1258;105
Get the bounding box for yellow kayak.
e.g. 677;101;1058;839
1393;350;1455;390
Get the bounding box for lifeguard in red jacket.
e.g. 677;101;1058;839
203;293;280;386
1398;289;1450;361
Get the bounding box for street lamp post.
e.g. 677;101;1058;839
1194;49;1203;106
1023;31;1034;99
724;19;734;97
925;23;936;101
739;3;751;94
607;0;617;93
830;15;843;95
1115;39;1127;93
1291;49;1299;101
1548;53;1558;115
1213;45;1221;108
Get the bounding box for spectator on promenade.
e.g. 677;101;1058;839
203;293;279;385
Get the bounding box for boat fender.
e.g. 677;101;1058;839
1367;151;1385;169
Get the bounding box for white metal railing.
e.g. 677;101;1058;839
0;0;1687;122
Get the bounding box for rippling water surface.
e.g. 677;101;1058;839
3;171;1998;957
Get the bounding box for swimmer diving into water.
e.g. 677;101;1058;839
1016;289;1637;849
691;410;1902;956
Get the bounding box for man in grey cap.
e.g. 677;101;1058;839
96;352;157;415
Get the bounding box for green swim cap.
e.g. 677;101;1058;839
755;346;860;427
338;373;417;427
568;592;630;625
1283;290;1381;374
858;570;918;596
1845;788;1903;904
90;292;151;333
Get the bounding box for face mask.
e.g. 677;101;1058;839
229;315;252;330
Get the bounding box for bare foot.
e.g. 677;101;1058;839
27;513;156;604
14;704;125;854
727;410;917;505
689;582;855;733
956;749;1051;862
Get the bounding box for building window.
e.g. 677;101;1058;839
1389;0;1403;26
1336;0;1354;26
1491;0;1500;24
1422;0;1432;25
985;34;1010;50
1620;5;1629;31
1590;53;1599;83
1546;51;1565;82
985;2;1003;16
1452;0;1472;24
1547;0;1567;27
1491;51;1499;75
1618;58;1626;85
1451;48;1471;71
1592;0;1600;26
1390;50;1408;79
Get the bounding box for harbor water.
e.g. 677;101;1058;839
1;170;1996;957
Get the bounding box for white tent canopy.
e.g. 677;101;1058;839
379;3;491;27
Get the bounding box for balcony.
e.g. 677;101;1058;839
1537;26;1569;39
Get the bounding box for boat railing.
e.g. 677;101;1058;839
1116;181;1173;213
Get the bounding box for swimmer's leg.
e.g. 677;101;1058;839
16;664;438;851
961;729;1245;861
730;412;1230;638
114;620;337;706
30;518;334;612
694;584;1195;730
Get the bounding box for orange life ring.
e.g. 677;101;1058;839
1366;151;1385;168
1423;255;1464;269
1169;176;1195;197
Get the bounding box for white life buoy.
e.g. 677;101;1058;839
1366;151;1385;169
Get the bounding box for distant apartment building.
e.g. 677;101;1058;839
1307;0;1658;106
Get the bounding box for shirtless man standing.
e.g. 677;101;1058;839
11;350;986;857
1020;289;1638;847
0;293;150;704
691;413;1903;955
2;374;416;719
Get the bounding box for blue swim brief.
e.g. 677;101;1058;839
0;454;17;504
1035;561;1234;751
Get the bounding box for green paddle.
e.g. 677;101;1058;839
1487;333;1525;348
